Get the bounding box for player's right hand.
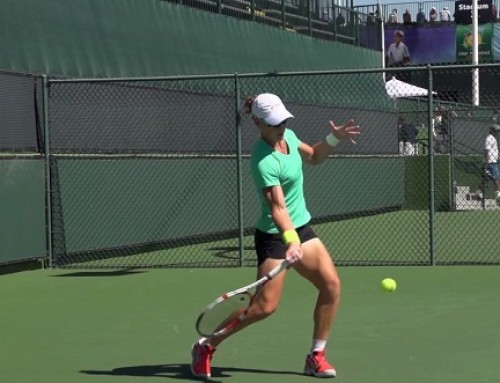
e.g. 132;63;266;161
286;243;303;264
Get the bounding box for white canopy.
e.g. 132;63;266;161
385;76;434;99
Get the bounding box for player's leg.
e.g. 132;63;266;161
490;163;500;204
293;235;340;378
191;258;287;378
294;237;341;343
210;258;287;347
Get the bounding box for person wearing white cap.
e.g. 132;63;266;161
386;30;411;66
429;7;438;22
440;6;451;22
191;93;360;379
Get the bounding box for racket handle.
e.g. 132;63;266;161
266;260;291;280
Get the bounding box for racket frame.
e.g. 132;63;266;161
195;259;291;337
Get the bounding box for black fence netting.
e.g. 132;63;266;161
0;71;42;152
45;66;500;268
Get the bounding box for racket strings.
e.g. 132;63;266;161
197;292;252;337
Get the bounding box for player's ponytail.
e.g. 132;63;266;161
243;95;257;115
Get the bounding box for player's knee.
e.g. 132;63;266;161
252;301;279;320
324;274;341;300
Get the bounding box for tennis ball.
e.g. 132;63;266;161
381;278;397;292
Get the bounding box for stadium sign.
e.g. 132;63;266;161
454;0;492;24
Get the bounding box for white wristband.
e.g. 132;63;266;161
326;133;340;147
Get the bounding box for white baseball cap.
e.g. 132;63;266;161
251;93;294;126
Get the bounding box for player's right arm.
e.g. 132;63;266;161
262;185;302;263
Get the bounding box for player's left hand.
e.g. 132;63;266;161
329;119;361;144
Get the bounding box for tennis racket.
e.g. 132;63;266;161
195;259;291;338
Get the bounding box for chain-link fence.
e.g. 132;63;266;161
0;71;47;265
42;65;500;268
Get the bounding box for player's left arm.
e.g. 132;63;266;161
300;119;360;165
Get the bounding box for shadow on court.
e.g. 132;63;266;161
80;363;303;381
209;246;255;261
51;269;146;277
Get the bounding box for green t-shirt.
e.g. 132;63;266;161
250;129;311;233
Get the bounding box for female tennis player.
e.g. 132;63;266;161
191;93;360;379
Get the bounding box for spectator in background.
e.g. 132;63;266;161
473;124;500;205
492;5;498;22
440;7;451;22
322;10;332;23
416;7;427;23
432;106;456;154
335;11;345;27
403;9;412;25
386;30;411;66
432;107;445;153
429;7;438;22
388;8;398;24
492;109;499;124
398;117;419;155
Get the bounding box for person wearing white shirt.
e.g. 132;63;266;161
485;125;500;202
386;30;411;66
475;125;500;204
388;9;398;24
432;108;445;153
440;7;451;22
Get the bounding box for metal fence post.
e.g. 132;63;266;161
427;65;436;266
235;74;245;267
42;75;53;268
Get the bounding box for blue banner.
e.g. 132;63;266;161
385;26;456;65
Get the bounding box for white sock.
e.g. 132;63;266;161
311;339;327;353
496;191;500;199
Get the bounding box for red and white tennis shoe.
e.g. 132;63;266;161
191;342;216;379
303;349;337;378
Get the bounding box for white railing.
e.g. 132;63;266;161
353;0;499;24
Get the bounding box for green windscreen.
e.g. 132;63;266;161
0;0;381;78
